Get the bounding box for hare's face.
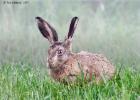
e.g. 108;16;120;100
36;16;78;68
48;42;70;67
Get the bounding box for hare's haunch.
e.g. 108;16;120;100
36;16;115;83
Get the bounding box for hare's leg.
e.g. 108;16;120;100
95;76;102;84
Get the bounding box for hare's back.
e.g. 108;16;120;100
76;51;115;78
77;51;111;64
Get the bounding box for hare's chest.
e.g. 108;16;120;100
50;68;67;82
50;62;81;82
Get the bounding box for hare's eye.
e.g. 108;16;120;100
57;49;63;55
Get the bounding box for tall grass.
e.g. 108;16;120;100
0;63;140;99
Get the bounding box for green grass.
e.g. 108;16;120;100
0;63;140;100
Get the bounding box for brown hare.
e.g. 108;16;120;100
36;16;115;83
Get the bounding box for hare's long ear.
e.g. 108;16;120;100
67;17;79;39
36;17;58;44
63;17;79;50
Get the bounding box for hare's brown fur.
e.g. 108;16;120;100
36;16;115;83
48;52;115;83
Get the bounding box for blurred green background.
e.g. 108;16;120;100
0;0;140;69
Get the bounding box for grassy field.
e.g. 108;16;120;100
0;64;140;99
0;0;140;99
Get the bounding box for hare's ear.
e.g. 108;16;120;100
67;17;79;39
63;17;79;50
36;17;58;44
